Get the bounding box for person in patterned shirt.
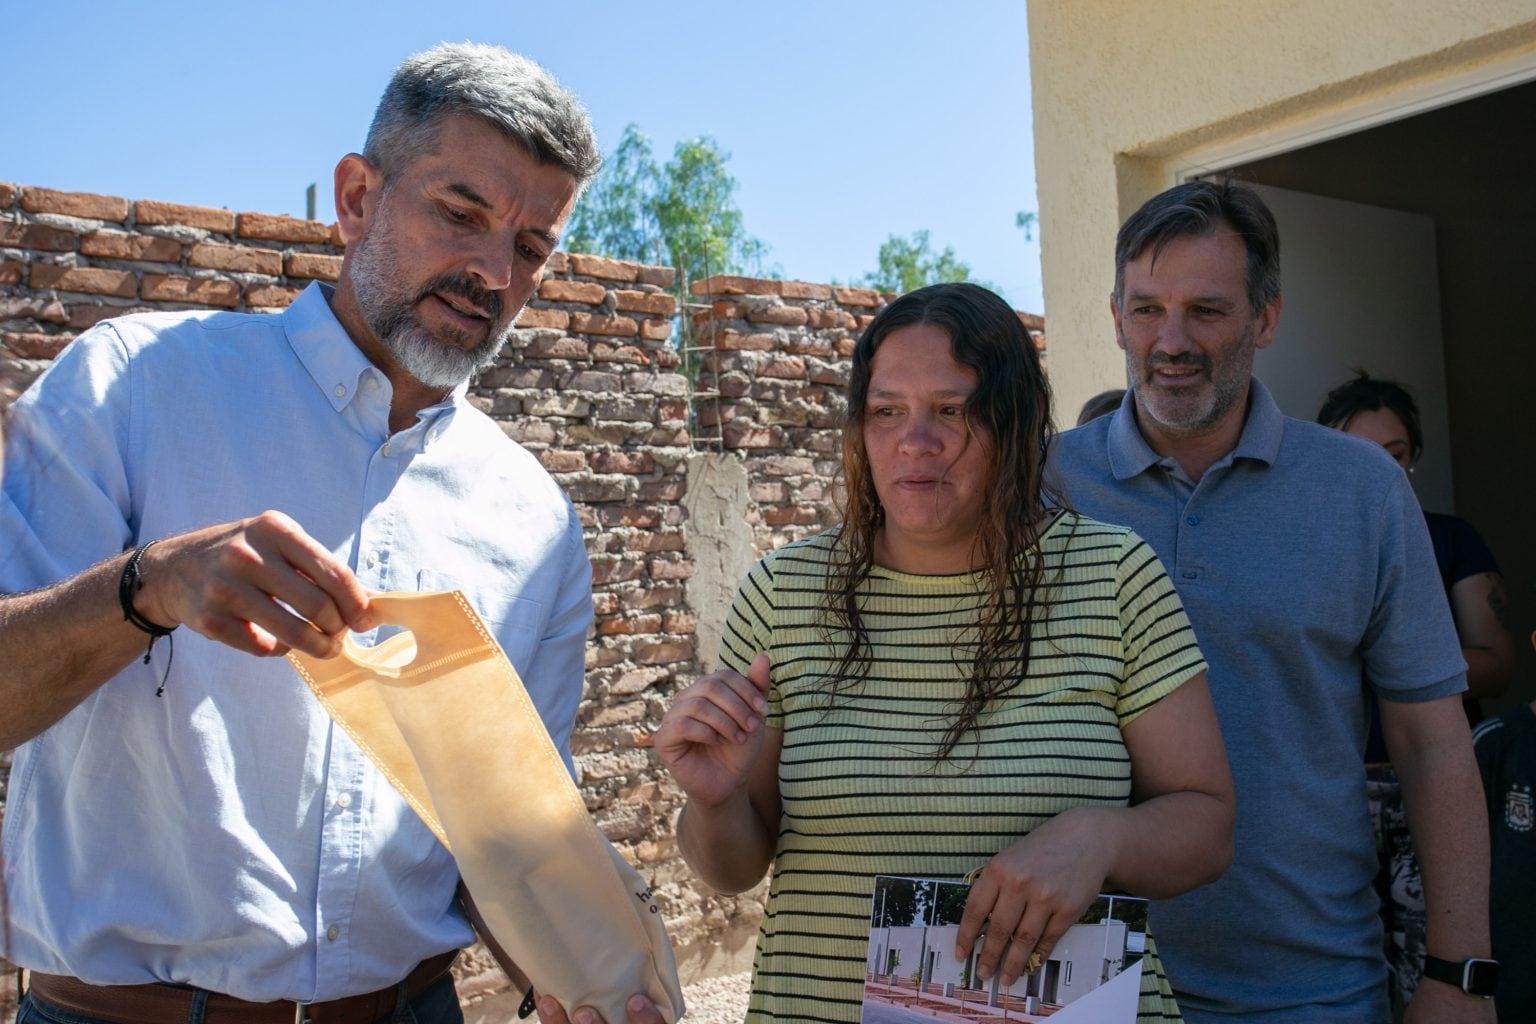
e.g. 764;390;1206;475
656;282;1234;1024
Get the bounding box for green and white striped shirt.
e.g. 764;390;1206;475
719;512;1205;1023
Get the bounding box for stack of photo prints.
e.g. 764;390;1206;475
862;875;1149;1023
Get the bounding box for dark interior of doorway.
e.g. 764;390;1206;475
1229;80;1536;704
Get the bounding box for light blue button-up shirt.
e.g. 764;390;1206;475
0;283;592;1001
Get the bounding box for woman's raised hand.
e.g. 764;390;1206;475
656;653;772;807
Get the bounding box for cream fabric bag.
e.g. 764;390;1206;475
287;590;684;1023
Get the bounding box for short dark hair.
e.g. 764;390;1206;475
1076;388;1125;427
364;42;600;187
1114;179;1281;317
1316;370;1424;464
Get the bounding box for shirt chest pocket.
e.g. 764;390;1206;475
416;569;544;673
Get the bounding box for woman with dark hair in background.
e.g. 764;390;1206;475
1318;370;1514;1013
657;282;1234;1023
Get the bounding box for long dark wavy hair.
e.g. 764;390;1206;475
825;282;1062;760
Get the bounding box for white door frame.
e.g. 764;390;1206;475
1166;48;1536;183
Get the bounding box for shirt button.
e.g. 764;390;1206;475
366;378;380;391
1187;515;1200;526
1182;570;1198;579
332;385;345;398
326;925;340;942
335;793;352;810
365;550;379;568
382;441;392;457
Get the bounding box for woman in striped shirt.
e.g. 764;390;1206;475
656;283;1233;1023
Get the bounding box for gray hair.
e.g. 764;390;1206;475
1113;179;1281;317
364;42;600;187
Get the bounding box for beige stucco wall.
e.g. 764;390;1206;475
1027;0;1536;419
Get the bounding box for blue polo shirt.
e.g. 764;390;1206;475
1050;379;1465;1023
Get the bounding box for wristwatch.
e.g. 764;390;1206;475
1421;955;1500;996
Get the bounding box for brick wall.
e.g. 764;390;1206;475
0;184;1044;1004
690;273;1047;554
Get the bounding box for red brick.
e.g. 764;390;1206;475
2;331;72;359
28;264;136;298
590;342;647;364
284;252;343;281
1018;311;1044;331
20;187;128;222
189;241;282;275
515;306;570;330
539;279;607;304
647;559;694;581
747;304;808;327
639;318;672;341
598;507;660;528
836;338;858;357
634;265;675;288
538;450;587;472
807;308;857;330
0;221;76;252
329;222;346;248
141;274;240;308
765;506;822;527
589;451;654;474
705;300;747;319
612;290;675;316
783;336;834;357
857;315;875;329
691;274;782;298
0;296;67;324
780;280;833;301
68;304;149;330
712;330;773;352
567;253;639;282
633;639;693;665
833;287;881;308
237;212;330;244
662;611;696;634
543;251;569;274
245;283;303;308
80;231;182;262
0;182;14;207
523;335;591;360
134;199;234;233
0;261;20;285
759;356;807;381
723;424;785;449
596;613;664;637
569;312;638;338
654;347;682;369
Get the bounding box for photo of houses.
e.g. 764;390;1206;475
861;876;1148;1023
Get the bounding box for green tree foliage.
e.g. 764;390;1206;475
1016;210;1038;242
563;124;661;265
564;124;767;292
861;230;976;294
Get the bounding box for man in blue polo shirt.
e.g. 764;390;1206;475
1051;180;1495;1023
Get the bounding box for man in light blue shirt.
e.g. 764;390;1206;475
1051;181;1495;1023
0;43;659;1024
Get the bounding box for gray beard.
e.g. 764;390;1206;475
349;223;517;389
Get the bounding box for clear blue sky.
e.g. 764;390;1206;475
6;1;1042;313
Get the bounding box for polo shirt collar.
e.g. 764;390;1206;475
282;281;468;424
1106;376;1283;481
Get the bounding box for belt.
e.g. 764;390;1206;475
25;950;458;1024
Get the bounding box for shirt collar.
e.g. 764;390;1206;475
1107;376;1283;480
282;282;467;431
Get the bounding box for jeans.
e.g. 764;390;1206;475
18;972;464;1024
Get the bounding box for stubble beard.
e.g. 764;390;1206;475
1129;320;1256;437
348;212;520;389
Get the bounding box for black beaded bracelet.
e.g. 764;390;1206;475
118;540;176;696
